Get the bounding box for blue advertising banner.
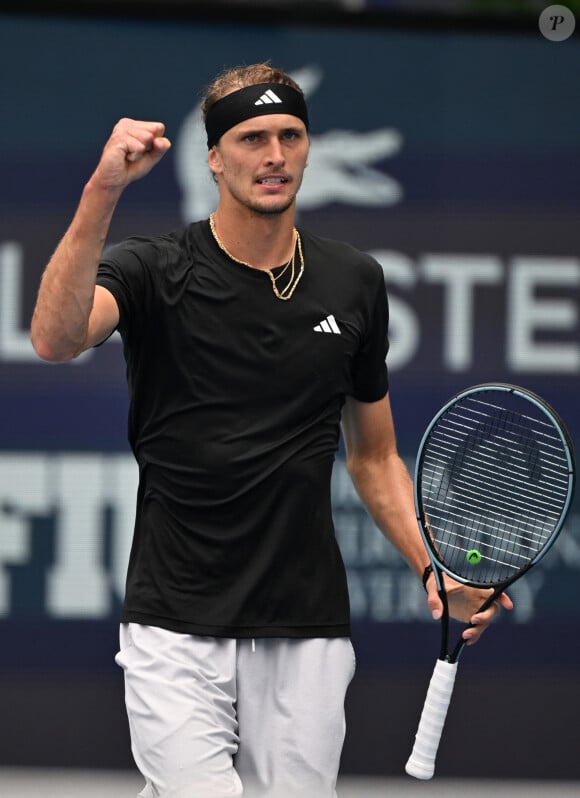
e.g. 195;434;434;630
0;12;578;674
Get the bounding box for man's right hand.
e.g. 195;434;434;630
92;118;172;191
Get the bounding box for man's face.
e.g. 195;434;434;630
208;114;309;216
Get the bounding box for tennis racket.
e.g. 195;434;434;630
405;383;575;781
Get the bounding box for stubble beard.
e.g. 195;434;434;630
223;173;303;218
247;196;295;217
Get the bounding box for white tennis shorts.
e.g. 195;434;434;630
115;623;356;798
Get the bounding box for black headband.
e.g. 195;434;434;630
205;82;309;149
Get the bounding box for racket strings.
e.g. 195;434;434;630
419;393;572;584
423;455;564;530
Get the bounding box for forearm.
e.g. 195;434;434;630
347;450;428;578
342;394;509;637
31;178;122;361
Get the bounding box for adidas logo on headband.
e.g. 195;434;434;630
254;89;283;106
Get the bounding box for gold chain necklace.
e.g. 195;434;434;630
209;213;304;301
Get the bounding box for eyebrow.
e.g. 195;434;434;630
237;125;304;137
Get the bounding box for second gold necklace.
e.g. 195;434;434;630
209;213;304;301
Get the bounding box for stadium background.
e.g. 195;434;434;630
0;0;579;785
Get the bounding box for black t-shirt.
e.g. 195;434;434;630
97;220;389;638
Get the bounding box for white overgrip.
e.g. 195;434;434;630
405;658;458;780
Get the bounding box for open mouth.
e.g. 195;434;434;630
257;177;289;185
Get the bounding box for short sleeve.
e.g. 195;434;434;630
350;265;389;402
97;237;159;338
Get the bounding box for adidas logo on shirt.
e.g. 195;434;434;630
313;315;341;335
254;89;283;106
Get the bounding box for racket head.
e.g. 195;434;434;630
414;383;575;589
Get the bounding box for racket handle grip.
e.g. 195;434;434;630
405;658;458;780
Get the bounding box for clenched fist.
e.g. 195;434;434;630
92;118;172;191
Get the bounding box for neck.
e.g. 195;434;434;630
210;206;297;271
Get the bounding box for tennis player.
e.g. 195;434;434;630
30;63;512;797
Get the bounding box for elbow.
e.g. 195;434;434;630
30;328;78;363
345;452;362;484
31;339;68;363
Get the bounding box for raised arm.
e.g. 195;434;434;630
341;393;511;644
30;119;171;362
